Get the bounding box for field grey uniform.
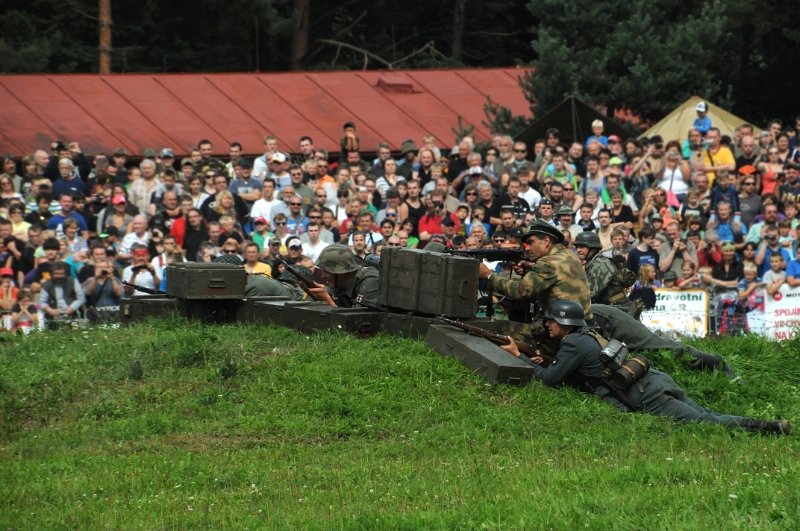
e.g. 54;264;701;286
523;325;783;432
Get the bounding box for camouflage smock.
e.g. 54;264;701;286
487;243;593;319
585;253;623;303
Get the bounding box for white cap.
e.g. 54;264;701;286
695;102;708;113
591;119;603;128
271;152;287;163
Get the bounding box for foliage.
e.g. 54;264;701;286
482;97;532;137
1;319;799;529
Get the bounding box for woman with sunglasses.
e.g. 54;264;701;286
0;175;22;212
182;208;208;262
639;186;676;227
7;203;30;235
757;148;783;196
653;141;691;203
1;155;22;193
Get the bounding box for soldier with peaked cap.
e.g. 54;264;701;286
308;244;379;307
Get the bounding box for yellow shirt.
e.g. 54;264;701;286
245;261;272;277
703;146;735;187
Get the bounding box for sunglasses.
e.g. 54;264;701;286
308;215;322;220
387;242;401;246
743;182;755;186
315;194;326;198
514;149;527;153
289;203;302;206
289;245;302;250
223;250;238;254
385;213;397;217
275;222;287;226
465;192;477;196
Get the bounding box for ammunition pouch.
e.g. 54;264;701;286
609;354;650;390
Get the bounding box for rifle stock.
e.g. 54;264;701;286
444;248;525;263
438;317;554;367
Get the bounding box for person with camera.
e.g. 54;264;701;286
83;257;123;314
418;190;459;246
754;224;791;277
659;222;699;276
777;162;800;207
40;261;86;320
44;142;92;183
122;244;159;297
745;203;779;247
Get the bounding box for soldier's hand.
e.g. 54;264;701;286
499;341;521;358
531;350;545;365
478;263;493;279
308;282;336;307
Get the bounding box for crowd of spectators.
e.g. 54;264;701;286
2;106;800;333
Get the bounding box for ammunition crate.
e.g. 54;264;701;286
119;296;184;325
379;313;494;340
236;297;291;322
166;263;247;299
377;247;478;318
251;301;379;336
425;324;535;387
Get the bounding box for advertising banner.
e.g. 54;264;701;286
640;289;709;338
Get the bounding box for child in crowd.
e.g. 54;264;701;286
634;264;660;290
610;229;628;258
662;270;678;289
456;205;470;236
709;170;739;213
696;266;715;292
577;203;597;231
152;170;183;204
585;119;608;148
738;263;765;313
763;252;787;295
677;261;703;289
340;121;359;154
693;102;712;136
250;217;272;253
777;218;796;259
680;188;705;226
422;134;441;160
10;288;39;332
682;215;705;239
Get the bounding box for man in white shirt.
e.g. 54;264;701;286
253;135;279;178
118;215;150;263
122;244;159;297
517;164;541;208
250;177;282;223
301;222;329;262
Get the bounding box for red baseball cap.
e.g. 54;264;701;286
0;267;14;277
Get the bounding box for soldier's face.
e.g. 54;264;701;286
522;235;549;261
574;245;590;261
544;318;563;338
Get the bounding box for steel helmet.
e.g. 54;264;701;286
573;231;603;250
316;244;359;274
543;300;587;327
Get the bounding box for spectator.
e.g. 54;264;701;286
737;173;762;228
659;221;699;275
737;263;765;317
202;174;249;224
693;102;712;135
250;177;281;224
677;261;703;289
122;244;159;296
778;163;800;207
577;203;597;232
242;241;271;277
701;128;736;186
661;270;678;289
194;139;229;179
10;288;39;332
746;203;779;246
653;141;691;201
711;243;744;289
626;226;659;275
301;222;329;262
128;159;161;215
778;218;796;259
418;190;458;244
754;224;790;276
63;218;88;253
0;267;18;312
764;253;787;295
83;257;123;314
40;261;86;319
47;193;89;240
707;200;745;246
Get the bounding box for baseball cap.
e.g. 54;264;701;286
287;238;302;249
253;216;268;225
181;158;194;167
591;119;604;128
663;271;679;281
100;226;119;238
469;166;482;175
721;242;736;251
540;199;553;206
269;235;282;246
441;216;456;226
143;148;157;158
160;148;174;158
112;147;127;157
112;195;127;205
509;227;524;239
695;102;708;113
608;135;620;142
651;213;663;221
271;152;287;163
0;267;14;277
608;156;624;166
784;162;800;171
239;158;252;169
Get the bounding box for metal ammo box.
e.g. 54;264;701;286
166;262;247;299
253;300;379;336
377;247;478;318
119;296;184;325
379;313;494;340
425;324;535;387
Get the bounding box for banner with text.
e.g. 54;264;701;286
763;284;800;341
640;289;709;338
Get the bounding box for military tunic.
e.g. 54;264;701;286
584;253;638;315
194;158;230;180
487;243;592;319
245;275;302;299
524;327;753;429
330;266;379;307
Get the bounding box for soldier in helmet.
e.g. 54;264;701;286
573;231;638;317
308;244;379;307
499;301;790;435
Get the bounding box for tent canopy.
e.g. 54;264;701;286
638;96;761;141
516;96;633;149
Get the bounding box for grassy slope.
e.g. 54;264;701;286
1;321;799;530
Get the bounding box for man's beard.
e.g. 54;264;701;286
499;150;510;159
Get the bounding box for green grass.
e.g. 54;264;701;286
1;320;799;530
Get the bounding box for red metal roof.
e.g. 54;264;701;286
0;68;532;157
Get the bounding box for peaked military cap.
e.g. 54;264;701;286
523;220;565;244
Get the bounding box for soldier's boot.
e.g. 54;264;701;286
746;419;791;436
687;349;738;377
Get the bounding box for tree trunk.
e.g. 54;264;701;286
452;0;466;61
290;0;310;71
99;0;112;73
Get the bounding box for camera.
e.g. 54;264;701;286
698;274;705;280
765;234;777;241
433;201;444;209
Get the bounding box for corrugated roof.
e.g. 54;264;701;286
0;68;532;157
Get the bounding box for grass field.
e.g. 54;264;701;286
1;319;799;530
